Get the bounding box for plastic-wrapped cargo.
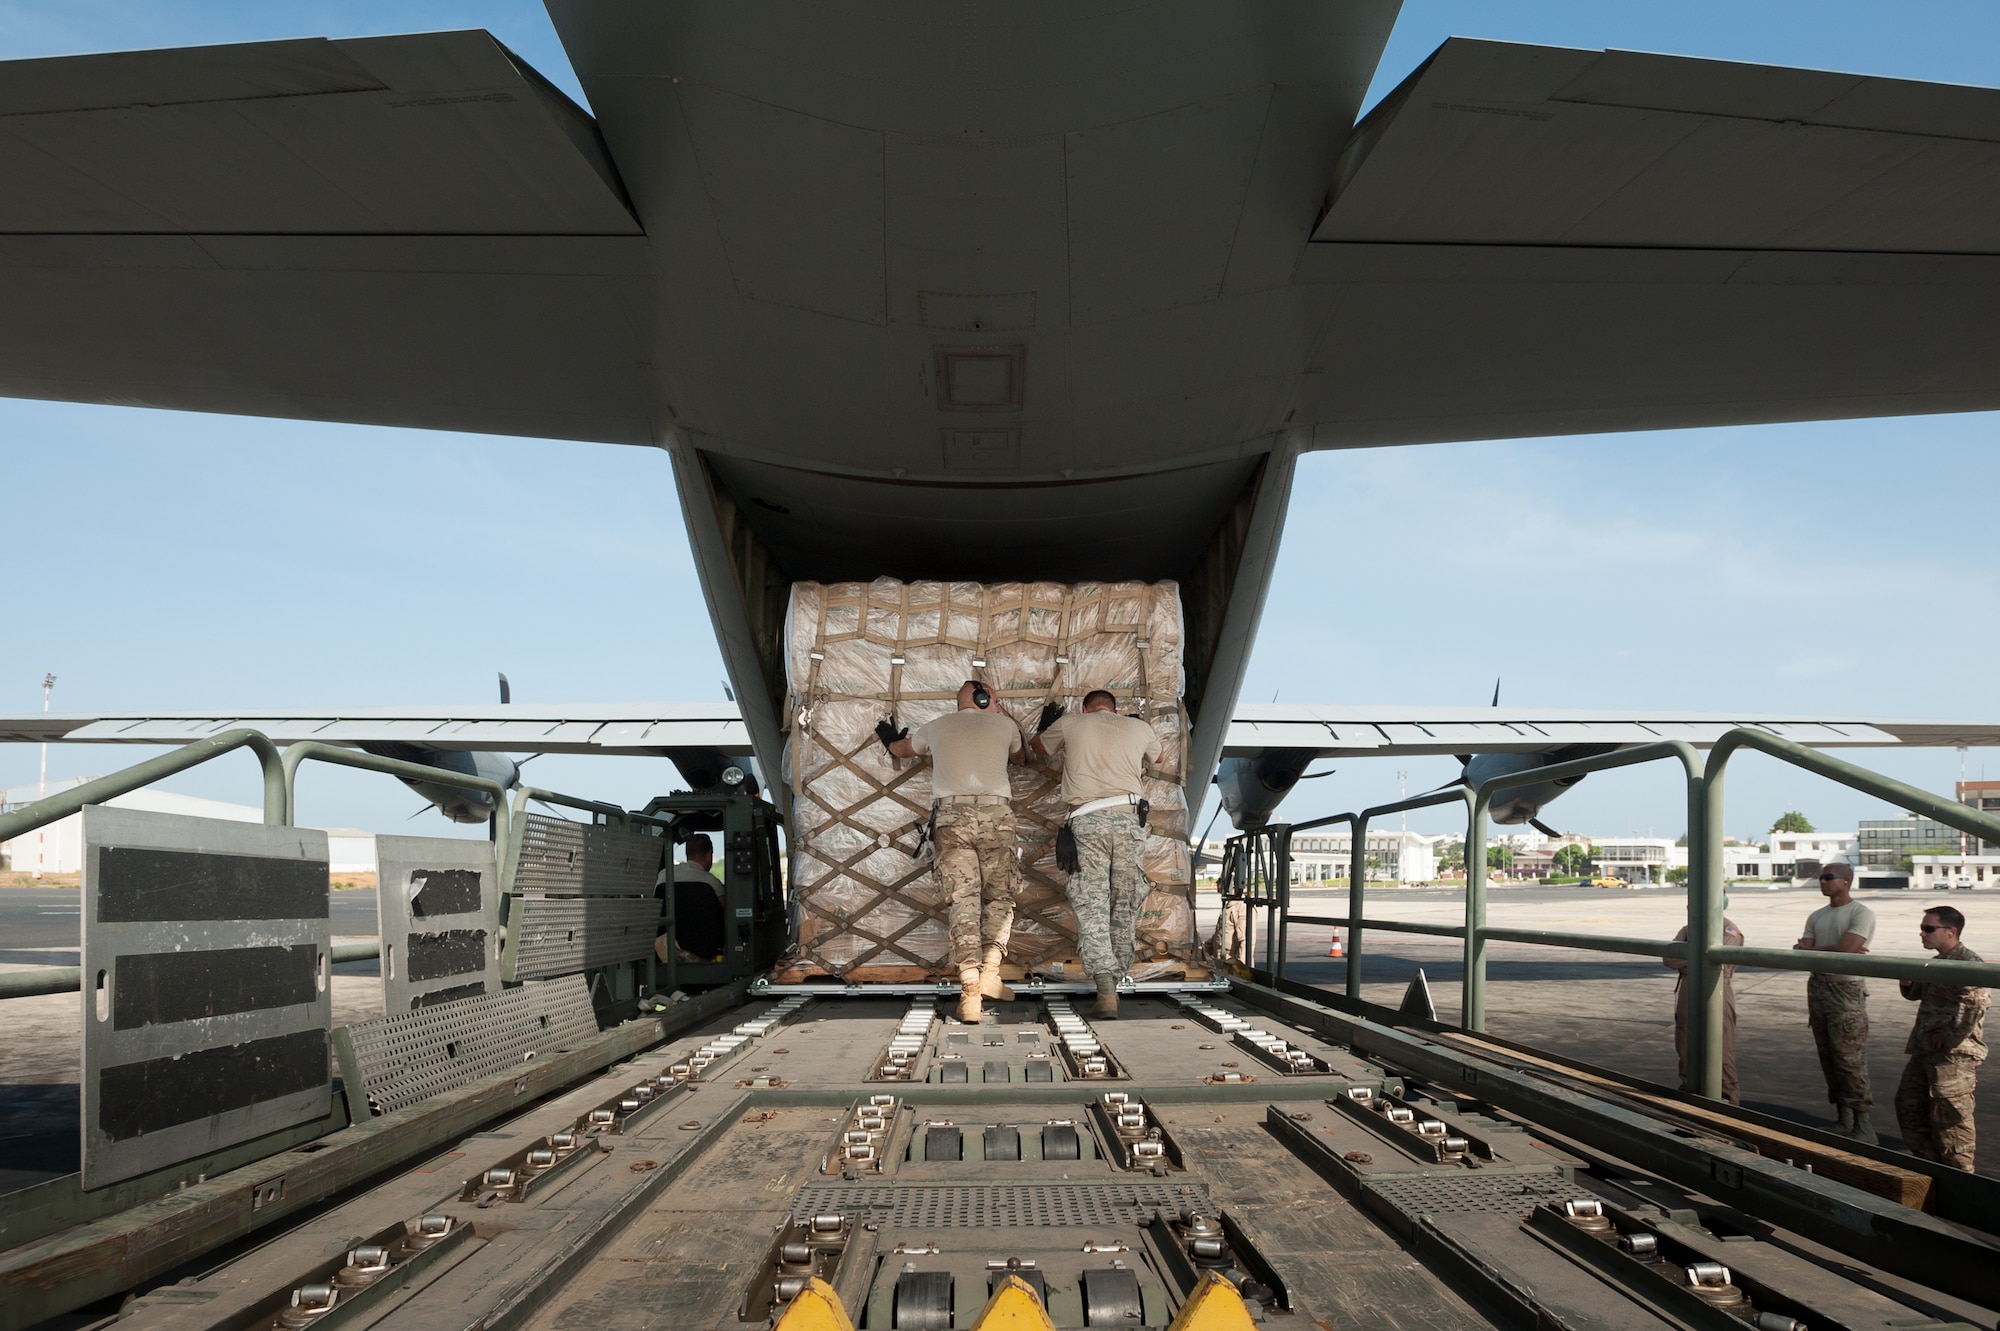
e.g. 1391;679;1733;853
778;578;1200;982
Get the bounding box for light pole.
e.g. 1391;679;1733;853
1396;770;1408;884
35;673;55;880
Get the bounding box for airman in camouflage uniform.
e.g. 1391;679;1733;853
1797;863;1879;1142
1208;897;1249;966
1033;690;1159;1019
1894;906;1987;1171
879;681;1025;1022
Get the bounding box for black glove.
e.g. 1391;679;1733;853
874;718;908;754
1037;702;1065;734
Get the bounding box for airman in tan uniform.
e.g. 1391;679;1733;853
880;680;1025;1022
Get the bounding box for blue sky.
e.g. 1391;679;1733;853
3;2;1997;844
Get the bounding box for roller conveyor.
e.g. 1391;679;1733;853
20;978;1986;1331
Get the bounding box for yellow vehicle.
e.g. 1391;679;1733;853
1590;874;1626;889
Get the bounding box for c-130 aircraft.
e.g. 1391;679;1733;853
11;11;2000;1331
3;3;2000;827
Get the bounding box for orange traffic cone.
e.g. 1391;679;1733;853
1328;931;1344;958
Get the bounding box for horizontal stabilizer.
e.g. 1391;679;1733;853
1299;38;2000;448
1320;39;2000;254
0;30;655;444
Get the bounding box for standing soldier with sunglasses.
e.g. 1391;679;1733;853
1894;906;1987;1171
1795;862;1879;1142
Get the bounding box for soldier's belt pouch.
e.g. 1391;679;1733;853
1136;798;1150;828
1056;821;1080;873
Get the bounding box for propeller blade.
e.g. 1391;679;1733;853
1491;677;1501;708
406;803;433;820
498;672;511;705
1296;767;1338;780
1192;801;1225;867
1529;817;1562;838
515;752;543;767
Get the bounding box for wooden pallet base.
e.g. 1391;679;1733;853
768;960;1212;985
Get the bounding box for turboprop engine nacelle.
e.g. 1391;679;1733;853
1216;750;1319;831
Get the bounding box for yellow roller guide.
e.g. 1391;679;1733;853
770;1277;854;1331
969;1273;1059;1330
1166;1271;1259;1330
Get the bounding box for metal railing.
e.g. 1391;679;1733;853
0;731;630;1000
1215;726;2000;1099
0;728;285;845
281;741;512;848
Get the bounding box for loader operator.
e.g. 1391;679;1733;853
878;680;1025;1022
1032;690;1157;1019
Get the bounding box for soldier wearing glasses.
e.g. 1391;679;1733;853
1894;906;1987;1171
1795;862;1879;1142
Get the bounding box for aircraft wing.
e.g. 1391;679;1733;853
6;701;1990;763
1223;706;2000;759
0;705;751;756
0;31;655;444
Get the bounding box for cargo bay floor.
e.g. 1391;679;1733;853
89;988;2000;1331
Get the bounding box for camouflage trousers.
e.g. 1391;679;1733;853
1064;806;1148;980
1895;1054;1981;1171
1807;974;1872;1111
1209;899;1249;964
934;802;1018;971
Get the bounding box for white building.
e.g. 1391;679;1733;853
0;779;378;876
1284;829;1442;884
1195;830;1442;884
1725;831;1860;884
1908;855;2000;890
1590;837;1688;884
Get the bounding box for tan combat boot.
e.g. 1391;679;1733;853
1091;973;1120;1020
979;946;1015;1001
957;967;983;1023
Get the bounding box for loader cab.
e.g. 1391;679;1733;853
641;791;786;992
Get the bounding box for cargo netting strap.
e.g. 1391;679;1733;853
801;582;833;710
788;729;948;974
1043;586;1076;709
886;581;911;706
973;583;992;690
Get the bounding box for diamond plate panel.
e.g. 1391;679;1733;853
1366;1171;1574;1215
511;813;662;895
503;895;660;980
334;975;599;1116
788;1182;1206;1228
